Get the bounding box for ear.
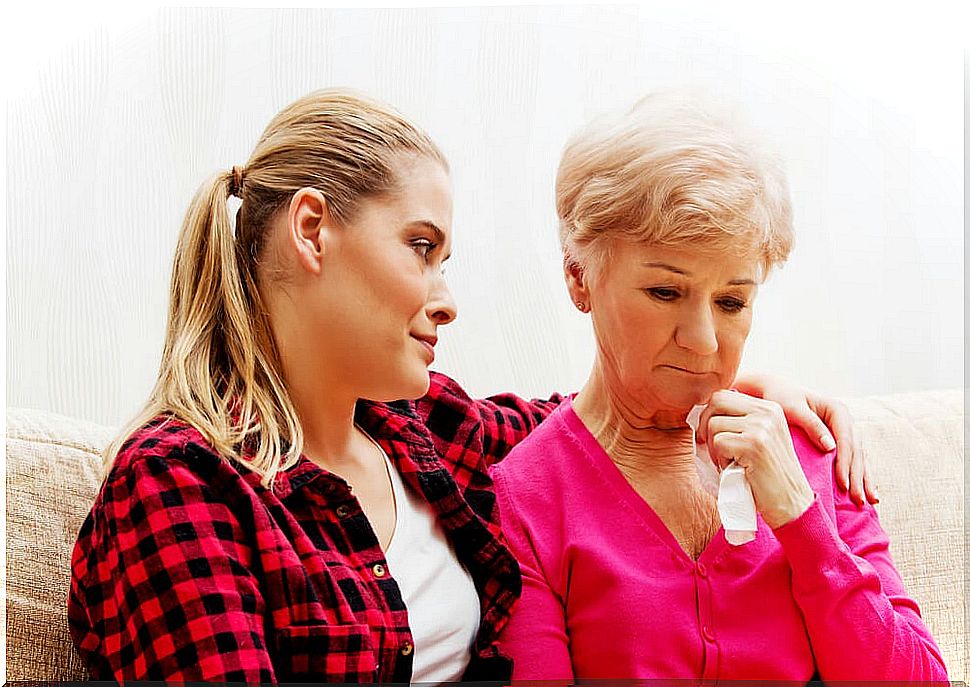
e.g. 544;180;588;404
563;253;591;310
285;187;335;275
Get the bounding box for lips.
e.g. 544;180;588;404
660;364;712;375
412;334;437;362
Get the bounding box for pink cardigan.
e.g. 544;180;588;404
491;398;947;681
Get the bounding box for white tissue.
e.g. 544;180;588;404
686;405;719;496
686;404;757;546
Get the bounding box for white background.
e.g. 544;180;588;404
4;2;966;428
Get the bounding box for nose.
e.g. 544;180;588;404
427;272;458;325
674;303;719;356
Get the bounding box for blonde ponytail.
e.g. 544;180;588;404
106;89;445;486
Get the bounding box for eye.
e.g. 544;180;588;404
410;238;437;260
645;287;680;302
716;297;748;314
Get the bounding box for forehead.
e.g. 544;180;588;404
387;156;453;227
619;241;762;282
348;155;453;245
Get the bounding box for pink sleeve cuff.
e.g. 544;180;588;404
771;495;854;572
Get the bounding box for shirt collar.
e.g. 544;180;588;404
237;398;441;500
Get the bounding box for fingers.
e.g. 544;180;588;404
815;398;856;493
705;414;748;440
847;455;865;505
706;408;781;471
796;395;876;505
863;468;880;505
709;430;746;470
834;443;851;496
743;374;839;453
696;389;753;444
845;435;872;505
785;401;837;454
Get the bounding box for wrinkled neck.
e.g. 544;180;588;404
573;364;699;481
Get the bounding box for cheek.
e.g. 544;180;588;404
599;305;659;347
366;262;428;317
630;310;677;354
717;319;751;365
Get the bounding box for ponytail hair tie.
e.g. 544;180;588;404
229;166;245;197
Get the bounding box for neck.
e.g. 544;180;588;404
288;382;363;472
267;294;369;472
573;362;698;479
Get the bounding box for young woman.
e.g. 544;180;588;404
68;89;872;683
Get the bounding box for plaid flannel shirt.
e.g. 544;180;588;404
68;372;563;683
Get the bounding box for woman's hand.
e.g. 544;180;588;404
697;390;816;529
733;372;877;505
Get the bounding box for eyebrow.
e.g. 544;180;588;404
641;261;757;286
407;220;452;261
407;220;445;242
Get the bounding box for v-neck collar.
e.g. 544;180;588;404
558;397;729;568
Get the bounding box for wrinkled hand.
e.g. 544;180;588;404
697;390;815;529
733;372;877;505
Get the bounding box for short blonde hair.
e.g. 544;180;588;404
556;90;794;279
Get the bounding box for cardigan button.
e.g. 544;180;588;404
400;641;414;656
335;505;351;519
696;562;708;578
702;625;716;642
373;563;386;578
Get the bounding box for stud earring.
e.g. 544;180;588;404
575;301;588;313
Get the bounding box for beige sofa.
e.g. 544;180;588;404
5;390;966;681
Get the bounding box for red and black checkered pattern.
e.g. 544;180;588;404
69;372;563;682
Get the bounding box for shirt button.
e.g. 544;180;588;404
702;625;716;642
335;505;351;519
400;641;413;656
373;563;386;578
696;562;708;578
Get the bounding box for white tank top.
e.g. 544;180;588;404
381;450;481;684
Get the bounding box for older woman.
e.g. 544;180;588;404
491;92;947;681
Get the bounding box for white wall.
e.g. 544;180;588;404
4;4;965;427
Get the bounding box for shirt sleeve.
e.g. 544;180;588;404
71;452;277;682
772;469;948;680
492;466;575;680
419;371;565;468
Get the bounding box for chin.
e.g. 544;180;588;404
406;373;432;400
657;385;717;411
373;369;431;402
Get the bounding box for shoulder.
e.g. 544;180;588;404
416;371;480;429
788;422;842;507
416;371;503;453
788;424;835;475
490;404;573;486
108;415;242;484
72;418;268;619
93;416;257;531
489;405;581;552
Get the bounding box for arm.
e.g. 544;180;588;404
701;392;947;680
70;453;276;682
492;467;574;680
418;371;565;467
773;469;948;680
734;372;876;504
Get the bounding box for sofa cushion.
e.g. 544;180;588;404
845;389;964;679
6;408;111;681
